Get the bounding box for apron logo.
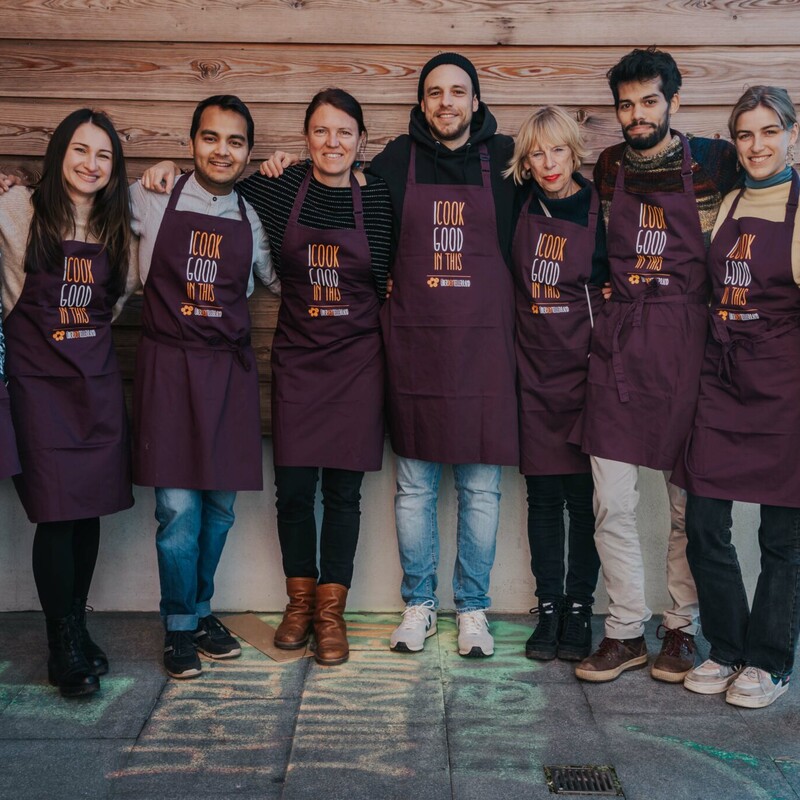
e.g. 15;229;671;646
432;200;465;271
634;202;667;271
720;234;755;307
52;330;65;341
58;255;94;325
530;232;566;302
308;306;320;317
308;243;342;303
185;229;222;307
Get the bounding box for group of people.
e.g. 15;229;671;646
0;45;798;711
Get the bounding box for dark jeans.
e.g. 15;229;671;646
274;466;364;588
686;494;800;678
525;473;599;606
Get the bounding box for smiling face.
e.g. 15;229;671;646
189;106;251;195
734;104;799;182
524;141;578;200
61;122;113;205
616;77;679;156
305;103;364;188
420;64;479;150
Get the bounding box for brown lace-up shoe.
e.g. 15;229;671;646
574;636;648;682
651;625;695;683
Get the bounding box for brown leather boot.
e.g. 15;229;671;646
313;583;349;666
274;577;317;650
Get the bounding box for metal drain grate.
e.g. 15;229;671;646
543;765;624;796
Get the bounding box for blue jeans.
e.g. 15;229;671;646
395;457;501;612
686;494;800;678
155;488;237;631
525;472;599;606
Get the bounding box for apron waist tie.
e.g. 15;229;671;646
610;286;707;403
143;329;253;371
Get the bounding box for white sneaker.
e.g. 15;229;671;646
726;666;790;709
457;610;494;657
390;601;437;652
684;659;743;695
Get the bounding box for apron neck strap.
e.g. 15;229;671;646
614;132;693;194
288;164;365;230
407;142;491;188
166;172;192;211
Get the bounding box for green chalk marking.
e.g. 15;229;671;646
5;677;135;725
622;725;787;800
624;725;759;767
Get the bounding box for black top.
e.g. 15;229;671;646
513;172;610;286
237;164;393;300
368;102;516;267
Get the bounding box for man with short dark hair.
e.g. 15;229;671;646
369;53;518;658
131;95;279;678
571;48;740;684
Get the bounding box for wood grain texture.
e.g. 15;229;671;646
1;1;798;45
2;41;798;106
0;101;739;168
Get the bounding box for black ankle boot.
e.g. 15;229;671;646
557;599;593;661
46;613;100;697
73;598;109;676
525;598;563;660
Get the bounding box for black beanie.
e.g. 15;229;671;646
417;52;480;102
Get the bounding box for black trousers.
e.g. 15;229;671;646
274;466;364;588
32;517;100;618
525;473;599;606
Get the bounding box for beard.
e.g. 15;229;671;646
428;115;471;143
623;115;670;151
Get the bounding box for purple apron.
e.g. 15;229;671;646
512;184;602;475
677;171;800;506
271;168;384;471
4;240;132;522
381;143;518;465
0;370;20;479
133;173;262;491
573;134;708;469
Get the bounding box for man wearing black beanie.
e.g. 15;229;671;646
369;52;518;660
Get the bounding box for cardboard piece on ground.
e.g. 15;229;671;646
219;613;313;662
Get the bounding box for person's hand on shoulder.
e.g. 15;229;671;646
140;161;181;193
259;151;301;178
0;171;25;194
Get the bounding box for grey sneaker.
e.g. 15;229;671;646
390;601;437;652
457;610;494;657
684;659;742;695
726;666;790;709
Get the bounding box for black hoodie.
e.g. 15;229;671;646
368;102;516;267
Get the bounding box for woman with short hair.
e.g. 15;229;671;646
504;106;607;663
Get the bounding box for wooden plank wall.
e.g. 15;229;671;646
1;0;798;432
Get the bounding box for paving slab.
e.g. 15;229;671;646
282;722;450;800
108;697;296;798
597;713;797;800
0;739;131;800
297;649;445;726
580;661;742;718
735;685;800;763
0;657;38;714
0;660;164;739
159;644;310;702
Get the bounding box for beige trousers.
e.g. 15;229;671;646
591;456;699;639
